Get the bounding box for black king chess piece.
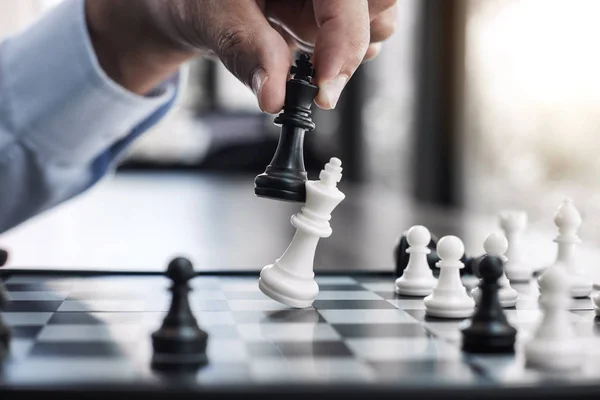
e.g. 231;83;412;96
151;257;208;370
254;53;319;203
460;254;517;353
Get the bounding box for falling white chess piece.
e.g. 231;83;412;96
542;198;592;298
499;210;533;282
258;157;345;308
525;264;582;372
424;235;475;319
471;233;518;308
394;225;437;297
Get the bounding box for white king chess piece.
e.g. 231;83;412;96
499;210;532;282
541;198;592;298
471;233;518;308
259;157;345;308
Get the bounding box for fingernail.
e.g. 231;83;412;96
251;67;267;97
321;75;348;109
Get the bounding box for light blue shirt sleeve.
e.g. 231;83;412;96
0;0;181;234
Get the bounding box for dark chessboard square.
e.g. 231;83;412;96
48;312;145;325
5;283;51;292
368;359;480;382
318;284;366;291
332;323;430;339
4;301;63;312
10;325;44;339
246;341;353;358
404;310;427;322
232;309;325;324
313;300;396;310
374;291;399;300
30;341;127;358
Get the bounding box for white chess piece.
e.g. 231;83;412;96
258;157;345;308
544;198;592;298
499;210;532;282
525;264;582;372
471;233;518;308
424;235;475;319
394;225;437;296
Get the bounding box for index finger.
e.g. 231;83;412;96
311;0;370;109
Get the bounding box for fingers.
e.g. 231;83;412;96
311;0;371;110
369;4;398;43
205;0;292;113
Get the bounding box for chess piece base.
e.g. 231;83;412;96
151;329;208;370
394;276;437;297
254;168;307;203
525;338;582;372
424;294;475;319
259;264;319;309
461;322;516;354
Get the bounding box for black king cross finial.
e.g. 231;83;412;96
290;53;314;83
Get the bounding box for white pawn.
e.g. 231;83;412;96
471;233;518;308
424;236;475;319
394;225;437;296
525;264;582;372
545;198;592;298
499;210;533;282
258;157;345;308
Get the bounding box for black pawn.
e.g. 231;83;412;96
254;53;319;203
151;257;208;370
0;281;10;360
394;231;474;278
461;255;516;353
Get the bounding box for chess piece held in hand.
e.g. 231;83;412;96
259;157;345;308
461;254;517;353
151;257;208;370
254;53;319;203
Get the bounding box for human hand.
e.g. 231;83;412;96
86;0;398;113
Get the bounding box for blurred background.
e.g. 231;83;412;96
2;0;600;273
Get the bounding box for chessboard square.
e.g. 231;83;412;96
197;363;251;384
218;281;259;292
4;301;63;312
207;340;249;363
6;291;69;301
190;277;222;289
37;324;142;342
29;341;129;357
195;311;236;326
319;309;416;324
231;309;324;324
10;326;44;340
5;283;50;291
249;358;373;383
313;300;397;310
190;300;231;312
367;359;480;383
3;312;52;326
332;323;430;339
222;291;271;300
374;290;398;300
346;338;461;361
237;322;340;341
316;291;383;300
227;300;292;311
5;339;36;361
387;298;427;310
318;284;366;291
58;300;147;312
360;282;394;292
48;312;146;325
246;341;352;358
314;276;358;285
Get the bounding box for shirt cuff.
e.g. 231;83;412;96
1;0;178;166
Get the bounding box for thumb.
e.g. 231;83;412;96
206;0;292;114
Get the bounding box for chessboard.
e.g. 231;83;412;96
1;269;600;399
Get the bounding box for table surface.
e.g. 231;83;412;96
0;171;598;285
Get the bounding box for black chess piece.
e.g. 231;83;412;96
394;231;474;278
151;257;208;370
0;281;10;360
0;249;8;267
460;254;517;354
254;53;319;203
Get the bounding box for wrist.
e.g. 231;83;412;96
84;0;197;95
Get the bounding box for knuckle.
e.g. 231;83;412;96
216;26;253;59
